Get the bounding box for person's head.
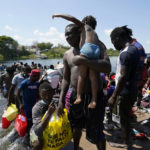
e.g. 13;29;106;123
65;24;80;48
29;69;40;82
23;66;31;78
50;64;54;70
20;62;23;65
39;81;55;104
6;66;15;76
82;15;97;30
110;25;133;50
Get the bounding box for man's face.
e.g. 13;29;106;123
30;75;40;82
111;36;124;50
65;26;80;47
40;89;54;103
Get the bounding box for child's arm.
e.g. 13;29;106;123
40;102;56;130
52;14;84;28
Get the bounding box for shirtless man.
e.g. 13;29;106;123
52;14;102;108
57;23;111;150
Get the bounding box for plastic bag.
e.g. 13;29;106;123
6;104;18;121
42;109;72;150
45;69;60;89
15;110;28;137
2;109;12;129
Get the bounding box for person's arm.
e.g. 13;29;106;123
32;102;56;139
108;66;128;107
8;84;16;106
57;53;70;116
39;72;47;83
72;44;111;73
16;88;23;110
52;14;84;28
40;102;56;130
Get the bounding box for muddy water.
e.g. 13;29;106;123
0;93;31;150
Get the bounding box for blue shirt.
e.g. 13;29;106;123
18;78;39;106
119;45;140;95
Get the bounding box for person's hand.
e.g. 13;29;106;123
57;102;64;117
52;14;57;19
72;56;88;66
107;96;116;108
48;102;56;114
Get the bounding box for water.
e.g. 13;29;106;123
1;56;117;72
0;56;117;150
1;58;63;67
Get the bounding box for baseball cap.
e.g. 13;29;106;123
29;69;40;76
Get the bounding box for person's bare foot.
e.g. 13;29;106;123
74;98;82;104
88;101;96;108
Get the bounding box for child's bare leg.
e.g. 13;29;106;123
88;69;98;108
74;65;88;104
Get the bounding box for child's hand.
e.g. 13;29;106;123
52;14;56;19
48;102;56;114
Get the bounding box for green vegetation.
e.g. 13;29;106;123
0;35;32;60
44;44;70;58
106;48;119;56
37;42;53;51
0;35;149;60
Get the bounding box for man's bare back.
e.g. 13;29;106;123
80;24;99;48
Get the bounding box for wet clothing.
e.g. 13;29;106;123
32;100;49;139
115;44;140;142
18;78;39;126
68;89;105;144
12;73;25;108
12;73;25;95
31;98;58;140
118;94;137;137
115;45;140;95
132;39;146;68
18;78;39;106
0;73;14;97
80;43;100;59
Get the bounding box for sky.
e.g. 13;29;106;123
0;0;150;53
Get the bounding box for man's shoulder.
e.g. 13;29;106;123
127;45;139;54
64;48;74;60
64;48;73;55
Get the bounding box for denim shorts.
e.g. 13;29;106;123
80;43;100;59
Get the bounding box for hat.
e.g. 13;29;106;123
29;69;40;76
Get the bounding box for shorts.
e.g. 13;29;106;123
68;89;105;144
80;43;100;59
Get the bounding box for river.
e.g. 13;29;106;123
1;56;117;72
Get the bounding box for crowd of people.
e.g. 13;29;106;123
0;14;150;150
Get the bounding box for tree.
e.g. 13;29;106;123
0;35;18;59
37;42;53;51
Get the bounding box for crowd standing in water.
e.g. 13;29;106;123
0;14;150;150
